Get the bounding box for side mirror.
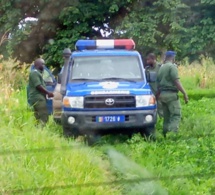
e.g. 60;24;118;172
57;73;62;84
146;70;157;83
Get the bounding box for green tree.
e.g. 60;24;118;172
0;0;77;63
0;0;132;65
1;0;215;64
43;0;133;66
115;0;215;61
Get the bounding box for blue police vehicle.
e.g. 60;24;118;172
60;39;157;140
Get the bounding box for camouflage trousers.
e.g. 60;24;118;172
158;92;181;134
32;100;49;124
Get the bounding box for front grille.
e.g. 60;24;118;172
84;95;136;108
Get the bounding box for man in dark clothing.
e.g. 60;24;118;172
146;53;163;117
157;51;188;137
28;58;54;124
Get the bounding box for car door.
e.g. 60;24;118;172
27;65;56;115
42;66;57;114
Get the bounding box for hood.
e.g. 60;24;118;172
65;81;152;96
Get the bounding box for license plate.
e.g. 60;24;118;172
96;115;125;123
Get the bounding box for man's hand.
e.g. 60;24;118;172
174;79;188;104
184;94;189;104
155;91;160;100
47;92;54;98
36;85;54;98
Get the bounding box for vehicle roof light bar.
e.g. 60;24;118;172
75;39;135;51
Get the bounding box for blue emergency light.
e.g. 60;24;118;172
75;39;135;51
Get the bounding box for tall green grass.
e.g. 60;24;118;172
179;57;215;90
106;149;168;195
0;78;120;193
1;57;215;194
112;98;215;194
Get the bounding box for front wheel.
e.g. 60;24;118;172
63;126;80;139
85;134;101;146
140;125;156;141
53;118;61;125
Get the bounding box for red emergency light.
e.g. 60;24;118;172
75;39;135;50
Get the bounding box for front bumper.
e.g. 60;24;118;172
61;109;157;133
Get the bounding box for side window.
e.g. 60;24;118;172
43;69;54;83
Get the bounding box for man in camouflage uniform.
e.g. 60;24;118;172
146;53;163;117
28;58;54;124
157;51;188;137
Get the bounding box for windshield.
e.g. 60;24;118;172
70;56;142;81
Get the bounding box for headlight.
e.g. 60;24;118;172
63;96;84;108
135;95;155;107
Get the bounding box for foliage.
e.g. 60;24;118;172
0;0;77;63
116;0;215;60
0;61;120;194
183;89;215;100
106;149;168;195
43;0;132;66
1;58;215;194
111;98;215;194
2;0;215;65
0;59;28;92
178;59;215;99
178;58;215;93
0;0;132;65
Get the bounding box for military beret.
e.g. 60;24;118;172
165;51;176;57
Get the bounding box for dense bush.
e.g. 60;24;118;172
1;1;215;65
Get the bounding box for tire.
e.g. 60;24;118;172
140;125;156;141
53;118;61;125
127;132;134;139
85;134;101;146
63;125;80;139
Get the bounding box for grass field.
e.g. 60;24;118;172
0;89;121;194
0;59;215;194
0;61;120;194
108;98;215;194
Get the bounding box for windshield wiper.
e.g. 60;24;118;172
71;78;100;81
101;77;137;82
71;77;138;83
